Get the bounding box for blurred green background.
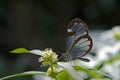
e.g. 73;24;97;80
0;0;120;79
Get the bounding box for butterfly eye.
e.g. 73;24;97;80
64;18;93;61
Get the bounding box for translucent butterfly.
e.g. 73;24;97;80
62;18;93;62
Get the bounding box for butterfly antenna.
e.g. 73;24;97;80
55;52;65;61
58;55;65;61
56;51;63;55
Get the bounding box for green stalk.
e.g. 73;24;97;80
0;71;46;80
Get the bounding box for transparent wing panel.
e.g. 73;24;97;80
71;23;87;39
66;35;74;50
70;37;92;57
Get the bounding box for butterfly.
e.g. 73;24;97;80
62;18;93;62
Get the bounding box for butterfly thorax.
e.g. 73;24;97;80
63;53;72;60
62;53;74;60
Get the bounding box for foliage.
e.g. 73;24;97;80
0;47;118;80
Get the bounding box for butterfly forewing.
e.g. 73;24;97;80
66;18;93;59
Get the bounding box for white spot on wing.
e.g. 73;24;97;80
68;29;73;32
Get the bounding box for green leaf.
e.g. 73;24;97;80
114;33;120;41
73;66;117;80
56;70;69;80
10;48;29;54
57;62;84;80
74;66;105;79
89;69;118;80
57;70;75;80
0;71;46;80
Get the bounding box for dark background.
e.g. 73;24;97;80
0;0;120;79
